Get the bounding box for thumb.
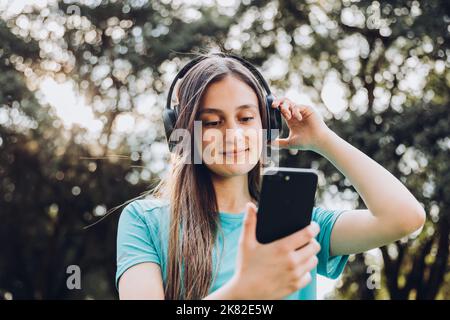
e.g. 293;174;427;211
240;202;258;246
269;137;290;148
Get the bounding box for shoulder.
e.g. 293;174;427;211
122;197;170;214
119;197;171;230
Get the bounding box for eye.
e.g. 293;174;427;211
241;117;254;123
203;120;221;127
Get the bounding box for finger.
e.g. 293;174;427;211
278;100;292;120
269;137;290;148
273;98;294;120
271;98;282;109
304;255;319;271
274;222;320;251
240;202;258;246
291;105;303;121
292;239;321;264
282;99;301;121
296;256;319;276
295;271;312;289
296;104;315;118
271;98;287;110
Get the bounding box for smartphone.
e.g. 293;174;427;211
255;167;318;244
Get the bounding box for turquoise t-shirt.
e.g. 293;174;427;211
116;198;349;299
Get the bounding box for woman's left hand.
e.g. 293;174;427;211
270;97;331;152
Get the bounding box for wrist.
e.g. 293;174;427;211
225;274;246;300
311;128;336;154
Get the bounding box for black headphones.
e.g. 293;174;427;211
162;52;282;152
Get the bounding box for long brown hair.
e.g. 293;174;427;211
152;52;269;299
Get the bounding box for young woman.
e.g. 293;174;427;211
116;52;426;300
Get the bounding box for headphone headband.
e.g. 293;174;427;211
165;53;272;111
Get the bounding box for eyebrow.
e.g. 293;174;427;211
198;104;258;115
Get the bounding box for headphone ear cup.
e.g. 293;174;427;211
265;94;282;141
162;107;178;152
173;104;180;119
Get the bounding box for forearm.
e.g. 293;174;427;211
313;129;425;225
202;277;242;300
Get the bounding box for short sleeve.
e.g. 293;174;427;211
312;207;349;279
115;202;160;290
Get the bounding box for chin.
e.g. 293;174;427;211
202;148;261;177
207;163;257;178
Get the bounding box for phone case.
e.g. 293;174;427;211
255;167;318;244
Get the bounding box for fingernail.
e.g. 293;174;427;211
310;223;319;234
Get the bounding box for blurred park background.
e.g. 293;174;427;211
0;0;449;300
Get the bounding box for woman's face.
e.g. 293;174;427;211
197;75;263;177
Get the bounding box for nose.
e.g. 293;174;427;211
224;123;246;150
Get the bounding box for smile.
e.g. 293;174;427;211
222;148;250;156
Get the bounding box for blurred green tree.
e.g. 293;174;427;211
0;18;151;299
0;0;242;299
232;0;449;299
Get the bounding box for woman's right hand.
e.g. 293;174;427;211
229;202;321;300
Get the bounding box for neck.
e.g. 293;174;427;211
210;173;254;214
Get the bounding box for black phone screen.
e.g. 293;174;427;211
255;167;318;244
